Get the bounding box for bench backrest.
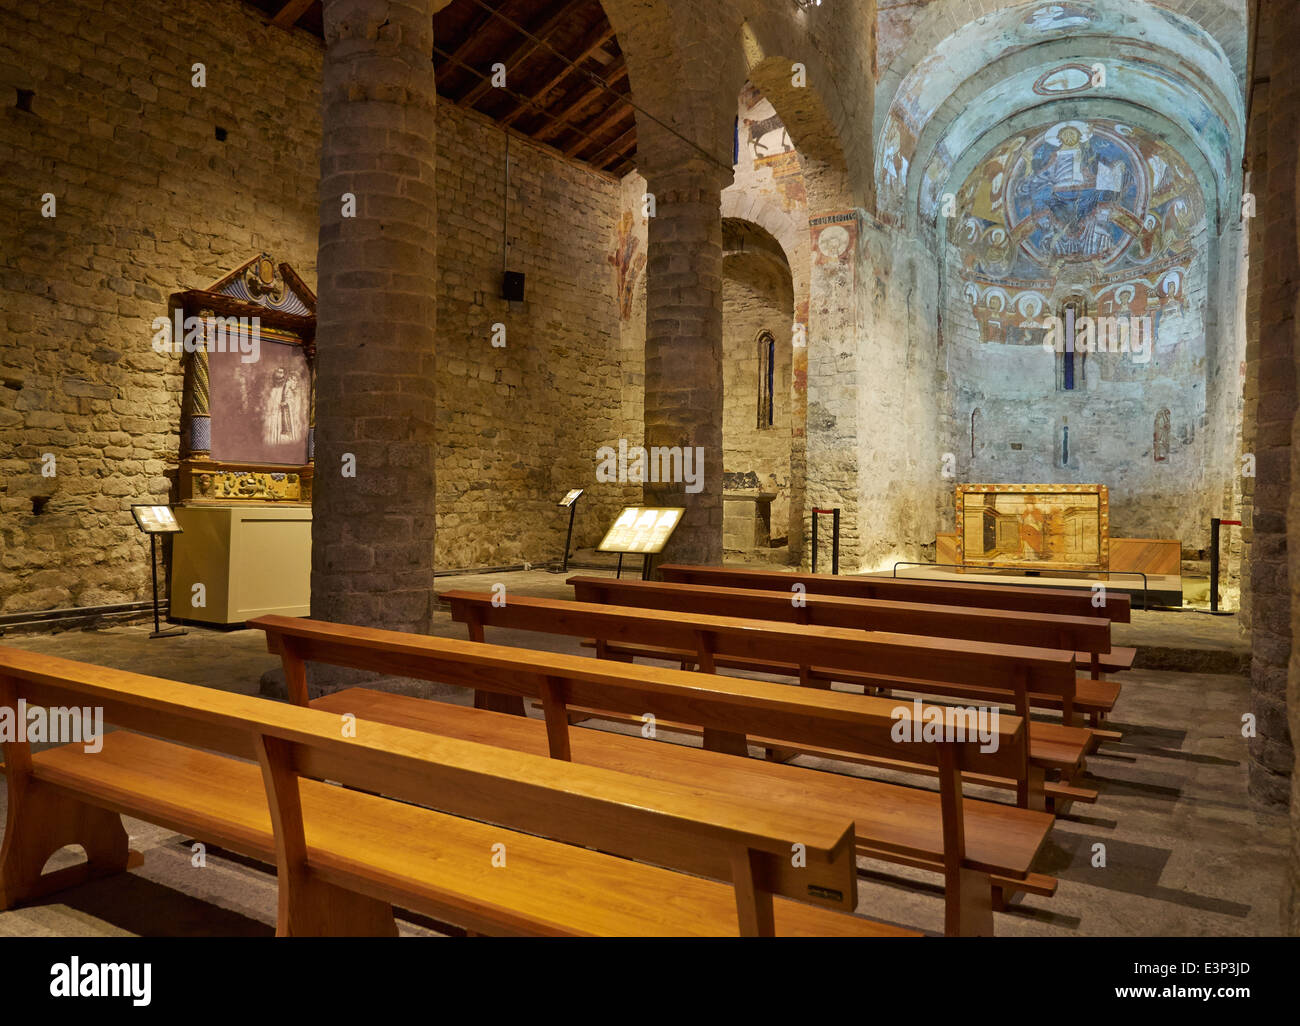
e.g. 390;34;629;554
0;644;861;933
450;590;1077;719
567;575;1111;656
254;613;1028;779
657;564;1132;623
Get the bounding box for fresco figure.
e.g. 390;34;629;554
1154;408;1171;462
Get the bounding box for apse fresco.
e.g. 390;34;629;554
949;118;1205;347
873;1;1238;227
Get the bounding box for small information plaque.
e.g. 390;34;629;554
597;506;684;555
558;488;584;508
131;504;183;534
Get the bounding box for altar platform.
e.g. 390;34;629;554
879;562;1184;610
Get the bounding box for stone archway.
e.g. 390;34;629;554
720;217;796;562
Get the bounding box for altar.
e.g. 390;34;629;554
921;483;1183;608
166;254;316;625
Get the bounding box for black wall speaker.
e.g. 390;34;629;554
502;271;525;302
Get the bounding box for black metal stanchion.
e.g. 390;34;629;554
1209;517;1219;612
811;511;819;573
148;533;186;639
831;508;840;576
811;507;841;574
1203;517;1242;616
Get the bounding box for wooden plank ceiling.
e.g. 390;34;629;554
244;0;636;177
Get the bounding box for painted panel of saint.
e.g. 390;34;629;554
208;335;311;466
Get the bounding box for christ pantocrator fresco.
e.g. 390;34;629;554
951;118;1204;349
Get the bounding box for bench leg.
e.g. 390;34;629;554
473;690;526;717
1024;765;1046;813
0;782;137;910
702;728;750;758
945;868;995;937
278;873;399;937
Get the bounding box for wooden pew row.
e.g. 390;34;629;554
0;645;912;937
566;575;1124;729
446;590;1097;810
252;614;1060;935
658;563;1135;633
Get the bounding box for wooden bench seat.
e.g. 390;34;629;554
576;637;1096;803
0;645;905;938
253;615;1060;935
312;688;1054;882
567;575;1124;725
534;698;1096;811
567;575;1114;657
28;730;899;937
1076;647;1136;673
657;564;1132;623
442;591;1097;807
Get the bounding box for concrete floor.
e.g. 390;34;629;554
0;570;1287;936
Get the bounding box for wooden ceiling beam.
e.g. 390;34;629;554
533;58;628;142
607;155;636;177
456;0;589;109
562;102;633;157
439;1;505;67
499;22;617;128
585;125;636;167
270;0;315;29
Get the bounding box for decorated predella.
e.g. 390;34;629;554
949;118;1205;347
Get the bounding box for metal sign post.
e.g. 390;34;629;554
556;489;583;573
132;504;187;639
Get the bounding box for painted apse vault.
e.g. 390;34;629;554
940;115;1214;545
951;117;1205;351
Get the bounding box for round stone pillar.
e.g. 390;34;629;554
642;159;730;565
312;0;439;640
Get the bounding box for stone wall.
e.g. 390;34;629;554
433;106;626;569
0;0;628;616
0;0;321;615
939;232;1219;549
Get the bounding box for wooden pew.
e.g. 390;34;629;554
567;575;1123;729
0;645;912;937
445;590;1097;809
654;565;1132;717
252;614;1060;935
658;562;1134;629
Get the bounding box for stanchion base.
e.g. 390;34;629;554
1193;609;1236;617
149;627;188;639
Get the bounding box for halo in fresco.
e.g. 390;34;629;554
1024;3;1096;31
1033;64;1094;96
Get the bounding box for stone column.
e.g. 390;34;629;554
642;158;730;565
311;0;439;642
1245;0;1300;933
803;210;861;570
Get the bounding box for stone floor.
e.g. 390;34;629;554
0;570;1287;936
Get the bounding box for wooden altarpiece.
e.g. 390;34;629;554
171;253;315;505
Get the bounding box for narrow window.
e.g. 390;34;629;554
1058;296;1086;391
757;329;776;429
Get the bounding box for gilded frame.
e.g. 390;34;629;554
955;483;1109;572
